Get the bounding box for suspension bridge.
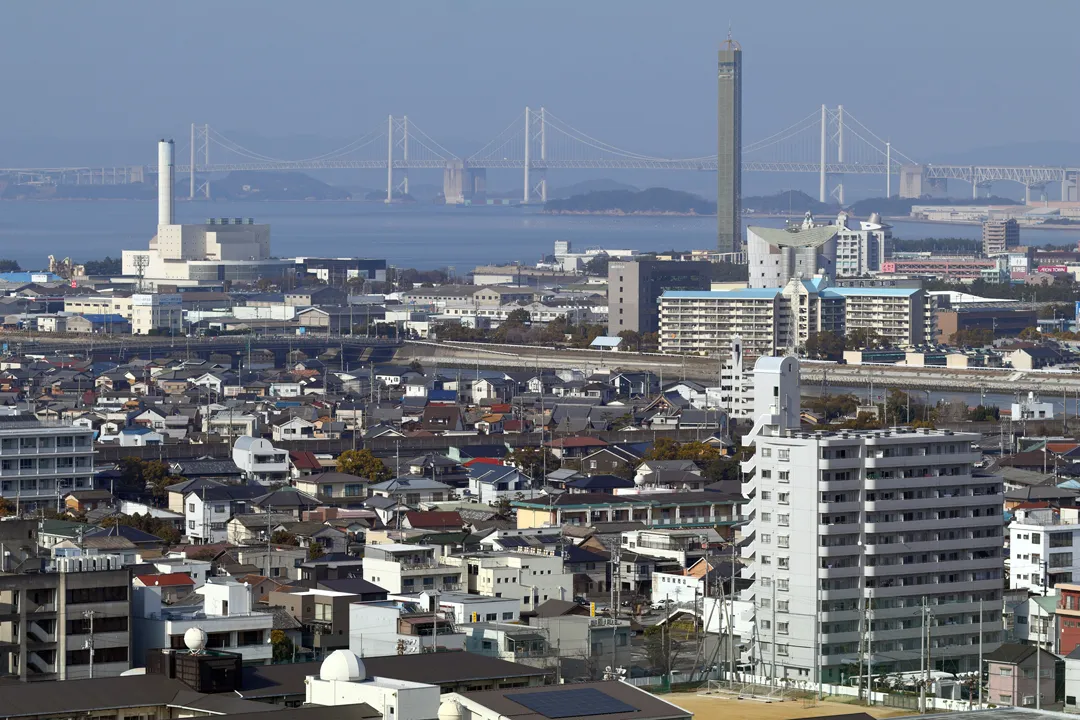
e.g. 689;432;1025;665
5;105;1078;204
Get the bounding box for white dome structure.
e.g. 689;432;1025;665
184;627;207;653
320;649;367;682
438;700;463;720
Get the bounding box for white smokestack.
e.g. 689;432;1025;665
158;139;174;226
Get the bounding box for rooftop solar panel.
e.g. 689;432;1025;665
509;688;638;718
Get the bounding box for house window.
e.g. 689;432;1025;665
999;668;1013;677
999;694;1012;704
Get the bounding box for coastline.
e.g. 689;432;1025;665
542;209;711;217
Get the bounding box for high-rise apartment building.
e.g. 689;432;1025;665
0;417;95;512
608;259;711;336
717;38;742;254
982;219;1020;257
742;356;1003;682
0;560;132;681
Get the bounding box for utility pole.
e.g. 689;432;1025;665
977;599;984;709
83;609;96;679
919;596;927;713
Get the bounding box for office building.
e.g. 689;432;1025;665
834;212;890;277
935;305;1038;345
660;278;934;357
983;219;1020;256
0;417;95;512
607;259;711;335
742;355;1003;681
1009;515;1080;593
130;293;182;335
0;565;132;680
717;37;742;254
746;215;838;289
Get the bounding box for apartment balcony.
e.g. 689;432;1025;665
818;457;864;470
819;522;860;535
819;543;860;557
817;501;862;514
865;536;997;555
0;446;89;457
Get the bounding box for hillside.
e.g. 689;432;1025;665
544;187;715;215
207;171;351;201
743;190;832;214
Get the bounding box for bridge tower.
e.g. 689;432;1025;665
190;123;211;200
385;116;410;203
523;106;547;204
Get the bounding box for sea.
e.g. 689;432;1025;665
2;200;1080;271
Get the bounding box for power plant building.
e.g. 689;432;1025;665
122;140;291;286
717;38;742;255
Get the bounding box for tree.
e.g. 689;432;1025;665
950;327;994;348
1018;326;1041;340
82;257;121;275
583;253;610;277
644;438;679;461
0;260;21;273
505;308;531;327
643;623;691;676
103;513;180;545
493;495;513;517
674;441;721;463
617;330;642;352
270;530;298;546
507;447;559;481
307;543;326;561
0;498;14;517
270;629;296;663
845;327;884;350
118;457;175;503
804;330;845;360
336;449;392;481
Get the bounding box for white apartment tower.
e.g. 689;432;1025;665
742;355;1003;683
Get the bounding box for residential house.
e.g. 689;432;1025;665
349;598;465;656
295;471;369;500
986;643;1059;707
368;477;453;505
270;587;359;654
132;577;274;666
445;551;572;612
363;543;463;595
132;572;196;604
184;484;265;543
232;436;289;483
467;465;532;505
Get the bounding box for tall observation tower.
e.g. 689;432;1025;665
717;35;742;254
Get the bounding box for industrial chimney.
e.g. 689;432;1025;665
158;139;175;226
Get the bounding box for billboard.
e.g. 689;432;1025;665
1037;265;1069;274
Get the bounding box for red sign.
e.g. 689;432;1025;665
1037;265;1069;274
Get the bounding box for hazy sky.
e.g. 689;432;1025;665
3;1;1078;165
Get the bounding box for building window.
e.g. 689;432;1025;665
761;491;771;501
778;514;789;527
777;622;789;634
777;535;789;549
760;470;772;479
777;449;790;462
999;668;1013;677
777;557;789;570
761;448;772;458
777;578;789;592
778;492;789;505
778;471;790;483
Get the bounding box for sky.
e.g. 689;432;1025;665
2;1;1079;169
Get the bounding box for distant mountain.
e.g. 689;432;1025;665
196;171;350;201
545;187;715;215
548;178;638;199
743;190;834;214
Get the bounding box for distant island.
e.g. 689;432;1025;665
0;170;351;201
544;187;716;215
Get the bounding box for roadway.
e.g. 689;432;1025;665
400;340;1080;395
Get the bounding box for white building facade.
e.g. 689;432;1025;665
742;355;1003;682
0;418;95;511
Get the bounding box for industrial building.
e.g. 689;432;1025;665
121;140;292;286
935;305;1037;345
742;355;1003;681
607;258;712;335
717;37;742;254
